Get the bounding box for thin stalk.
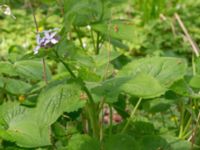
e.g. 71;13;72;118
160;112;166;127
74;26;84;49
192;54;196;76
109;104;113;137
29;1;48;84
95;32;100;55
42;58;48;84
169;108;179;128
90;30;96;52
188;111;200;143
182;117;192;137
54;50;100;139
121;98;142;133
179;103;185;138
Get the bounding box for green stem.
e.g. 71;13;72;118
91;30;96;52
54;51;99;139
179;102;185;138
95;32;100;55
182;116;192;137
192;54;196;76
109;104;113;137
121;98;142;133
74;26;84;49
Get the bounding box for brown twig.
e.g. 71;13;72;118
174;13;200;57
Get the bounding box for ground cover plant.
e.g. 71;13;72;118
0;0;200;149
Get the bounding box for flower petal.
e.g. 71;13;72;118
51;38;58;44
34;46;40;54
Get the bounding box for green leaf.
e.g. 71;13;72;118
92;57;187;102
189;75;200;88
91;77;129;103
170;79;193;96
140;135;169;150
67;134;100;150
0;62;18;76
92;20;143;42
4;78;32;95
14;60;51;81
92;73;165;102
118;57;187;88
103;134;140;150
35;83;85;126
64;0;102;26
93;49;122;67
164;136;191;150
121;73;165;98
0;102;51;148
145;98;172;113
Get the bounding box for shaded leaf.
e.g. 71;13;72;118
103;134;140;150
4;78;31;95
67;134;100;150
189;75;200;88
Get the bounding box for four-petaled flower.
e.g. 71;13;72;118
34;28;59;54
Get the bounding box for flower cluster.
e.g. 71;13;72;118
34;28;59;54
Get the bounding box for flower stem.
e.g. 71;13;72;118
121;98;142;133
29;1;48;84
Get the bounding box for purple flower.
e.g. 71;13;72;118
34;28;60;54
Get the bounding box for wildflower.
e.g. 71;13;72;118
34;28;60;54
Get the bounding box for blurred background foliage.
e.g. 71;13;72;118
0;0;200;59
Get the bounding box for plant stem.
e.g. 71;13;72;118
74;26;84;49
121;98;142;133
95;32;100;55
42;58;48;84
54;51;100;139
179;102;185;138
192;54;196;76
29;0;48;84
109;104;113;137
91;30;96;52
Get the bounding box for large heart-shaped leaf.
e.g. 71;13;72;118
118;57;187;88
